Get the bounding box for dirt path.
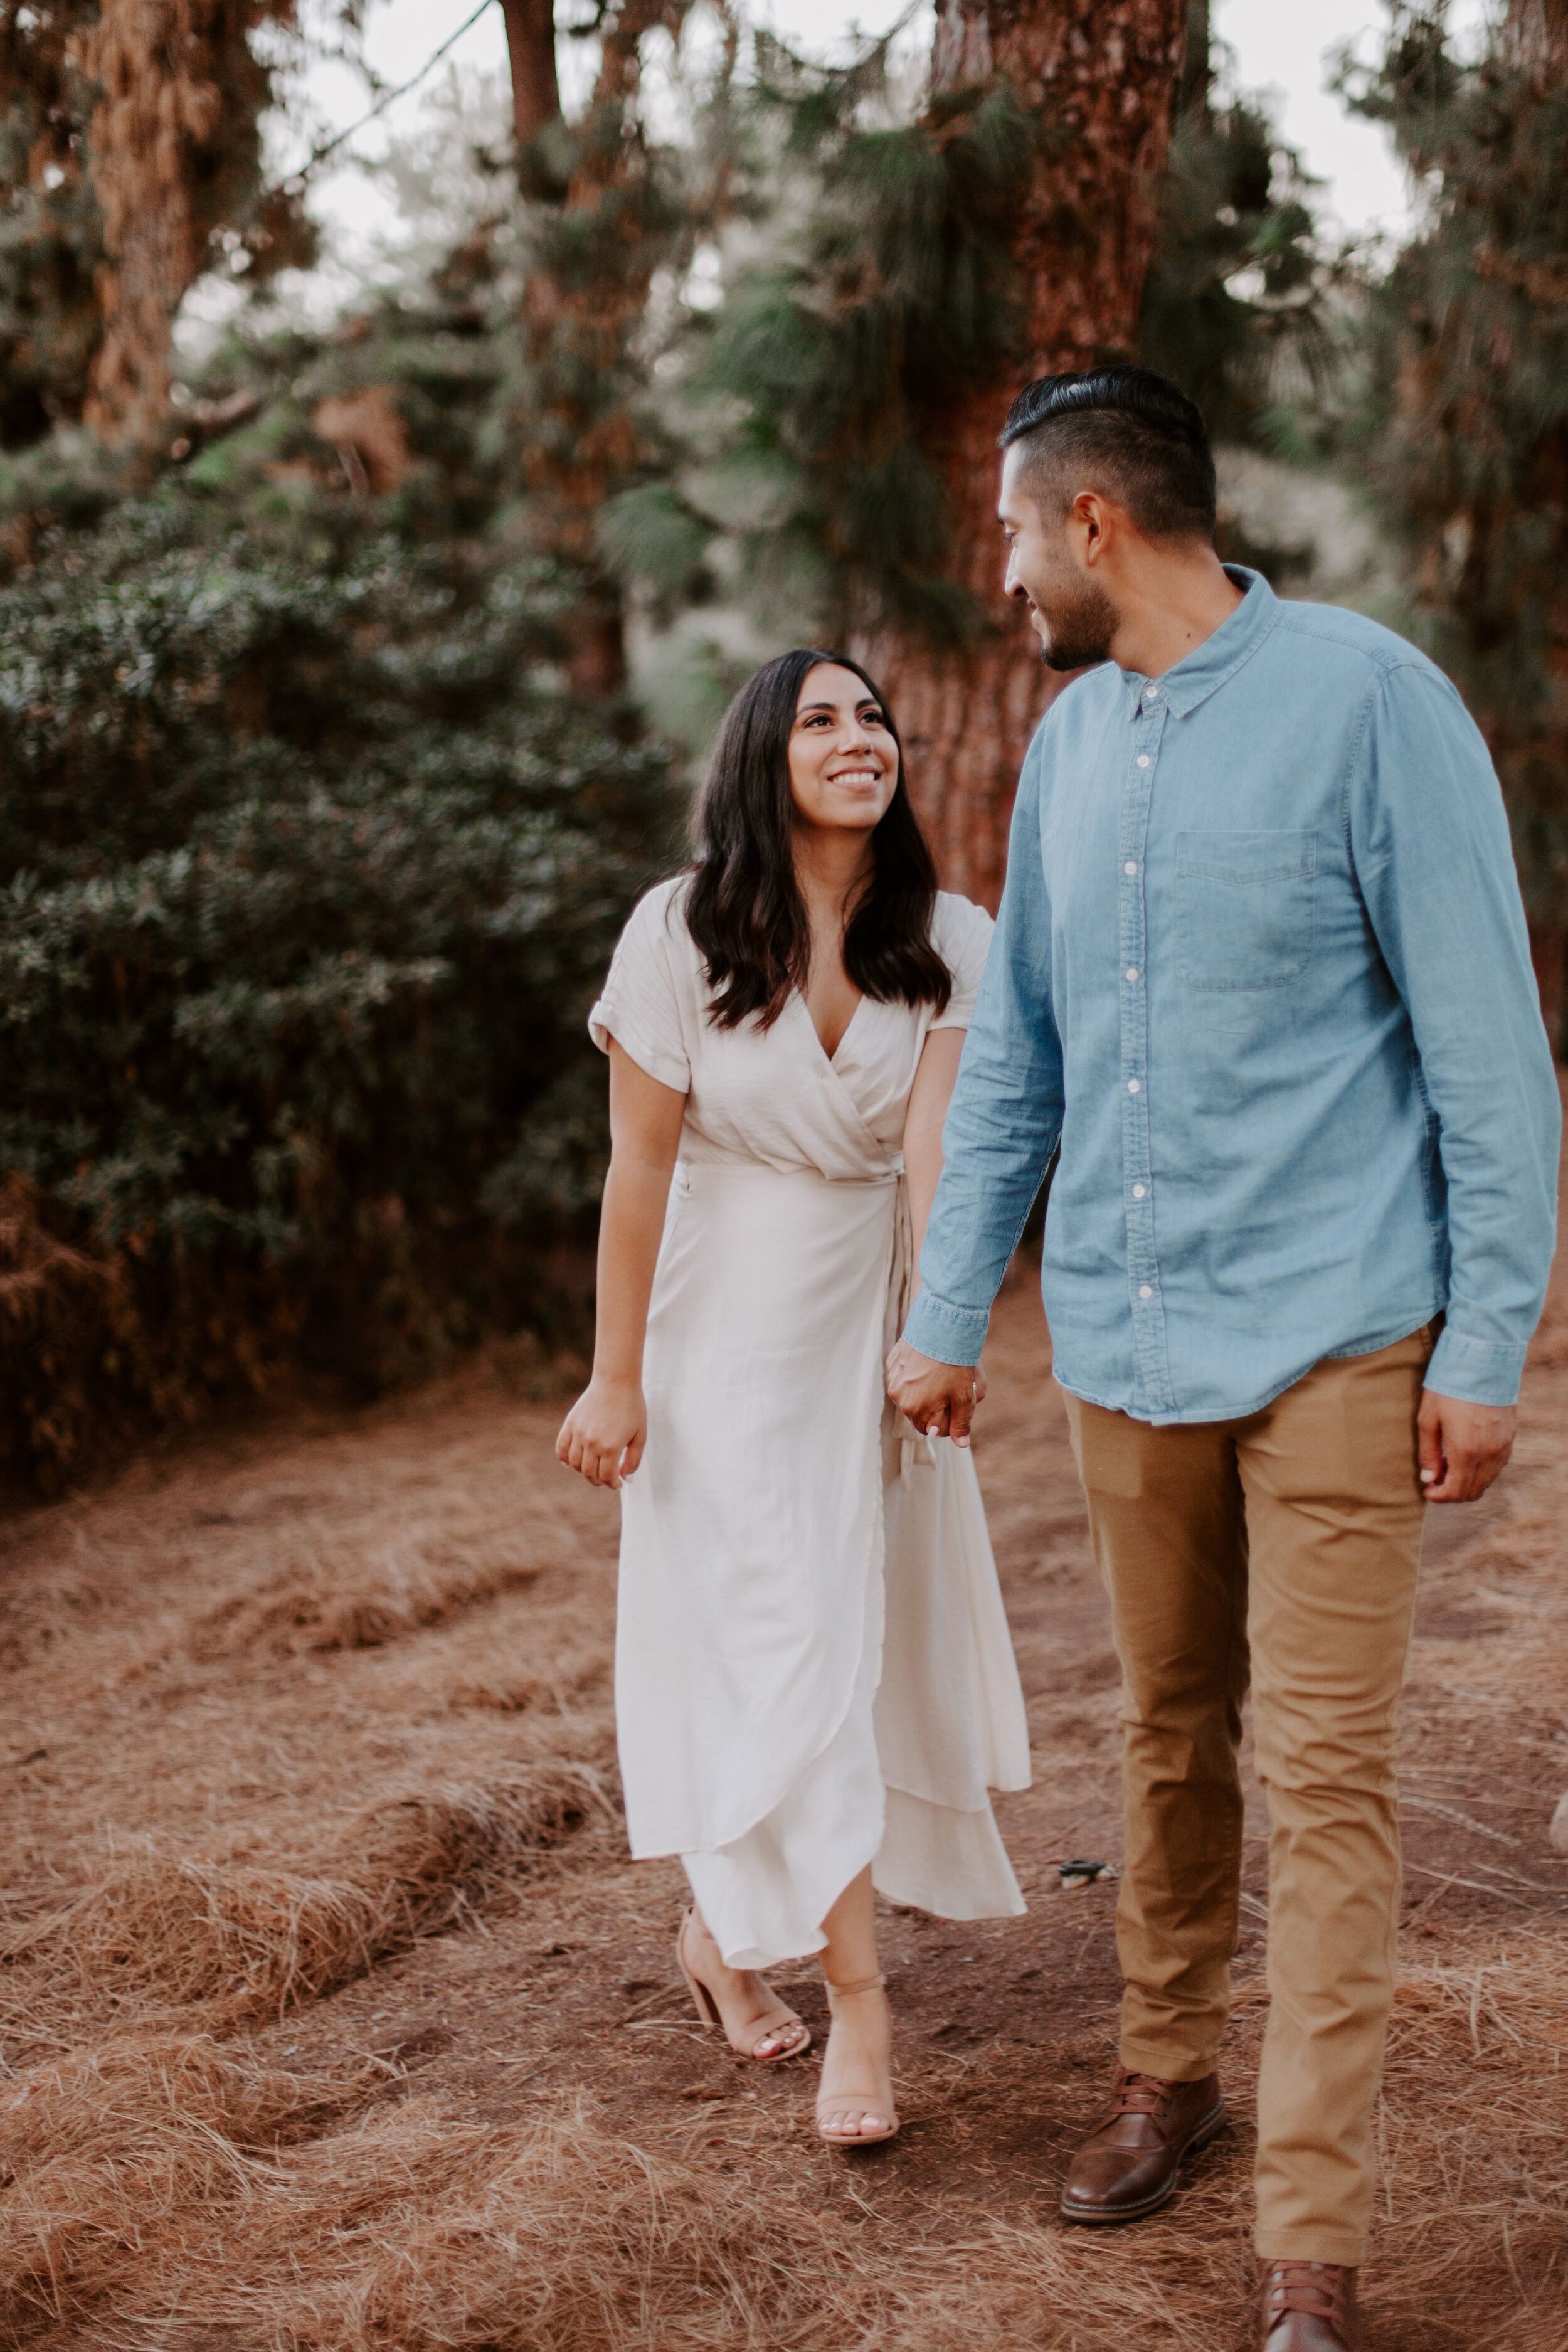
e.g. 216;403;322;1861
2;1173;1566;2348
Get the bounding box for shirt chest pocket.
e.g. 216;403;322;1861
1175;829;1318;992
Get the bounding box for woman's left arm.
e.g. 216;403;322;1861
903;1027;967;1280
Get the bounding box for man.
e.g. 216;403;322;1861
887;366;1559;2351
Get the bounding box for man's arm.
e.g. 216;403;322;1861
1353;664;1561;1498
889;730;1065;1439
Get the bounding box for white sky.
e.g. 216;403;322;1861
285;0;1495;288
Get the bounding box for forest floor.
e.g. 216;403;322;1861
2;1160;1566;2348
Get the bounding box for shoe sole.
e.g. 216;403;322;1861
1057;2100;1227;2226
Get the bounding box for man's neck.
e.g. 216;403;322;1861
1106;543;1245;682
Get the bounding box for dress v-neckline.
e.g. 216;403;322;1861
800;987;866;1068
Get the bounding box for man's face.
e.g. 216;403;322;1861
998;442;1118;673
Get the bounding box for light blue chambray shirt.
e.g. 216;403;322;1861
904;569;1560;1421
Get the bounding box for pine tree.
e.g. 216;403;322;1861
1345;0;1568;1042
503;0;721;694
0;1;313;452
1139;1;1328;447
850;0;1187;903
651;1;1187;898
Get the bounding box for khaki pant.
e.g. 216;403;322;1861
1062;1327;1434;2264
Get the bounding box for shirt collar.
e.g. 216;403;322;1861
1120;566;1278;721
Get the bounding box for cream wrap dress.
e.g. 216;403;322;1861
590;879;1030;1969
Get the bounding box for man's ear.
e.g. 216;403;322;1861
1073;489;1111;566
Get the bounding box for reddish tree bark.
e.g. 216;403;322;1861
499;0;561;145
1503;0;1568;76
82;0;303;450
859;0;1188;904
506;0;689;696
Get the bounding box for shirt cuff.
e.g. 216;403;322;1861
902;1288;989;1367
1424;1327;1528;1408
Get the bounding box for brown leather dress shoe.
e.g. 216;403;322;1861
1059;2069;1226;2224
1258;2260;1359;2351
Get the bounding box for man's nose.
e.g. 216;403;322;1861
1004;553;1026;601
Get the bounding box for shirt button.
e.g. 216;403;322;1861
1138;1284;1153;1300
1123;860;1138;875
1127;1078;1140;1094
1126;966;1138;982
1147;688;1161;702
1133;1183;1147;1199
1136;755;1150;769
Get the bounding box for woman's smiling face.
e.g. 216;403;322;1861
786;663;899;837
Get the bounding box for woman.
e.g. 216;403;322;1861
556;650;1029;2146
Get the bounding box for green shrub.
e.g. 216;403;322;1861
0;499;675;1485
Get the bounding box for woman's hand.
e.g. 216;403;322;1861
556;1376;647;1489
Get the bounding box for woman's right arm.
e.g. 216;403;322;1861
556;1039;687;1490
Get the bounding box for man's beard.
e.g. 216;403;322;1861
1036;572;1118;673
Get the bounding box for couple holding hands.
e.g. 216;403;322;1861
556;366;1559;2352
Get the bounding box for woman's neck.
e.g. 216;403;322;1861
792;822;874;927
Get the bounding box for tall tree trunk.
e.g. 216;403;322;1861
1503;0;1568;77
861;0;1187;905
81;0;300;451
500;0;561;145
507;0;687;698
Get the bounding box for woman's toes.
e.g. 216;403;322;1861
821;2104;885;2139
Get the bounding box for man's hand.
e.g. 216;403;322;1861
1417;1389;1516;1503
886;1340;986;1449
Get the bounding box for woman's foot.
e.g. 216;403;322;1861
817;1973;898;2144
676;1909;811;2063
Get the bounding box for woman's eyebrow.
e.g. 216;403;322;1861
793;697;885;719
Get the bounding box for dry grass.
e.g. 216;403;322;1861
1;1936;1560;2350
184;1533;546;1660
0;1762;613;2047
0;2033;354;2343
1;1158;1566;2351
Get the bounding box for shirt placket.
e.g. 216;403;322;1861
1119;694;1175;1416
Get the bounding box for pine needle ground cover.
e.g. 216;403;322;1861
1;1117;1564;2352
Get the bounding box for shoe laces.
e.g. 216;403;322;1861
1106;2070;1175;2120
1263;2262;1350;2326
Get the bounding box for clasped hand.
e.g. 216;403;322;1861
885;1340;985;1448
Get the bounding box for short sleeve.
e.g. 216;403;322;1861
928;893;995;1030
588;882;692;1094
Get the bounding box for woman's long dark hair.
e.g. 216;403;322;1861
685;648;951;1030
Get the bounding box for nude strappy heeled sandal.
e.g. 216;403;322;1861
816;1972;899;2145
675;1909;812;2064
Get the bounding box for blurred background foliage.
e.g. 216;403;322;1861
0;0;1562;1483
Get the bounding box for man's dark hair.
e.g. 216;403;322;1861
999;366;1216;541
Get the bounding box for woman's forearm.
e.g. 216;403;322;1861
904;1119;943;1278
904;1028;967;1281
592;1153;674;1383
